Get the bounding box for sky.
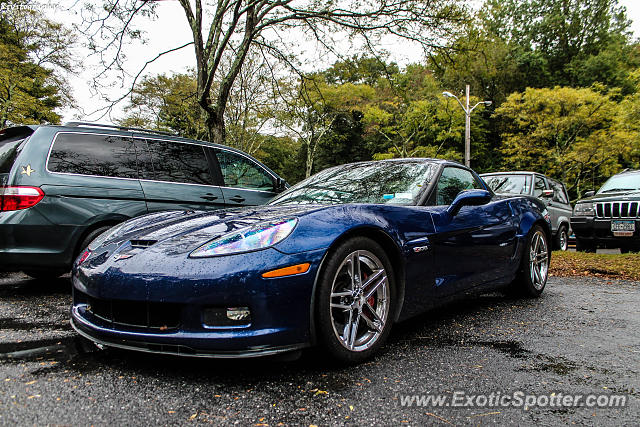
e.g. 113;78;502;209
50;0;640;124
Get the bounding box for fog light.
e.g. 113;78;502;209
226;307;250;321
202;307;251;327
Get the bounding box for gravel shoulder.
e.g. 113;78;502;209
0;273;638;425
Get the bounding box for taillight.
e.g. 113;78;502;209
0;186;45;211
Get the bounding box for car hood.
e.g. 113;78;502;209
100;204;326;257
576;190;640;204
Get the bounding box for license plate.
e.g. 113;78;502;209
611;220;635;236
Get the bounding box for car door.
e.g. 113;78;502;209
429;166;518;296
533;174;557;233
138;138;225;212
547;178;572;230
213;148;278;207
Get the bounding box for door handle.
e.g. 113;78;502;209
229;195;245;203
200;194;218;201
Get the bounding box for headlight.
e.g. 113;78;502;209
87;223;127;251
573;202;595;217
189;218;298;258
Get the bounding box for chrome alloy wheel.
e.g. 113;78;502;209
329;250;390;352
559;229;568;251
529;230;549;290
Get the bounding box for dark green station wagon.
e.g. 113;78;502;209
0;122;286;279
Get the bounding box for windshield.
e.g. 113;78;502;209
597;172;640;193
269;161;435;206
483;174;531;195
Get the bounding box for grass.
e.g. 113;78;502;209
550;251;640;282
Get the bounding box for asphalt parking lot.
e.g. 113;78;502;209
0;271;638;425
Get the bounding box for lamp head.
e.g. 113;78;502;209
442;91;455;98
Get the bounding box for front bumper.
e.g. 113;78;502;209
71;247;326;357
570;216;640;247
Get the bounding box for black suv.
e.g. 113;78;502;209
571;169;640;252
0;122;286;278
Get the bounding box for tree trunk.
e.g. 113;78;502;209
204;106;226;145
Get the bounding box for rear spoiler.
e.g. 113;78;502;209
0;125;37;143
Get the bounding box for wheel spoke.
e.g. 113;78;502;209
331;291;352;298
342;310;353;344
533;264;541;284
361;269;383;290
364;275;386;299
331;303;351;311
351;251;361;290
348;312;360;349
364;302;384;331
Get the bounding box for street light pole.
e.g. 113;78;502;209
465;85;470;168
442;85;492;168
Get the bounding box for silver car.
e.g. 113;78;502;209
480;171;573;251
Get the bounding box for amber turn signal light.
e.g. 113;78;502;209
262;263;311;278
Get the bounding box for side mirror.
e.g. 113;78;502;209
447;189;492;216
583;190;595;198
274;177;287;193
541;189;554;198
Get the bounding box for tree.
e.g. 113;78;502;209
120;72;207;139
495;86;636;198
0;1;75;127
121;54;280;155
80;0;467;146
479;0;637;88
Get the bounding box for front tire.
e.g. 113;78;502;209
511;225;550;297
576;238;596;253
316;237;395;363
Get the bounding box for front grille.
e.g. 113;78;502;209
595;201;639;219
76;291;181;331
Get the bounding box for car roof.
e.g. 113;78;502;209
615;169;640;175
340;158;460;168
479;171;538;176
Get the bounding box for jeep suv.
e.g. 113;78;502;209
480;171;572;250
571;169;640;253
0;122;286;278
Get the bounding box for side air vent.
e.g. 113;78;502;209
130;240;157;249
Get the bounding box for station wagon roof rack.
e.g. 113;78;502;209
63;121;175;137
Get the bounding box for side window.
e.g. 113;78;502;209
145;140;213;185
549;179;569;204
533;176;547;197
215;149;274;191
48;133;138;179
436;167;482;205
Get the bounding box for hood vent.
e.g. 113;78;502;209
130;239;158;249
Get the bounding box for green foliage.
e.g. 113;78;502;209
253;135;304;184
496;85;637;198
120;73;207;140
0;1;73;127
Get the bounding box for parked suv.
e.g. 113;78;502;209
0;122;286;278
571;169;640;253
480;171;572;250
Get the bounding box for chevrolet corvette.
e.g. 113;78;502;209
71;159;551;362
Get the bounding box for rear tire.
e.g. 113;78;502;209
510;225;550;297
554;224;569;251
23;269;66;281
23;225;117;281
575;238;596;253
316;237;395;363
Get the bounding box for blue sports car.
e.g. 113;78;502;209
71;159;552;362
